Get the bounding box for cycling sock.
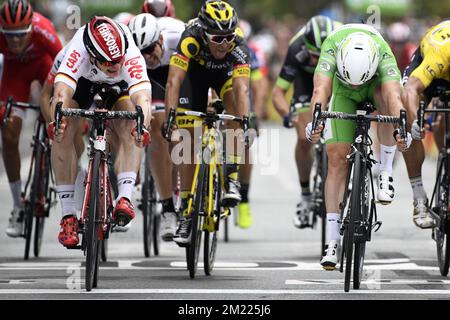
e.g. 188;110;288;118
161;198;175;213
325;213;341;244
9;180;23;209
409;175;428;201
378;144;397;175
116;171;137;202
300;180;310;196
56;185;76;217
240;183;249;203
74;168;86;213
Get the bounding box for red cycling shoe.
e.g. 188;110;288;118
58;215;79;247
113;197;135;226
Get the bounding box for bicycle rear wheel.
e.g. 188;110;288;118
344;153;361;292
24;144;44;260
153;212;160;256
204;166;221;276
85;151;101;291
101;239;108;262
435;157;450;276
187;163;207;279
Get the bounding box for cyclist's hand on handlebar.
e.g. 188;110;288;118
411;120;426;140
283;114;293;128
161;121;178;142
47;118;67;142
394;131;412;152
305;121;324;143
131;126;151;148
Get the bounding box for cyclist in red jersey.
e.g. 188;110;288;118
141;0;175;18
0;0;62;237
386;22;417;73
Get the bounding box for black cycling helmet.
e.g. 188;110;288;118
303;15;341;54
198;0;238;35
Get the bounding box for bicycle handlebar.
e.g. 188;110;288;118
54;102;145;139
312;103;407;139
2;96;40;124
417;99;450;130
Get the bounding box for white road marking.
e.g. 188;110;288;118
286;279;450;285
0;288;450;295
0;259;439;271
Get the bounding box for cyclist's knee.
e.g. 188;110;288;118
327;144;349;172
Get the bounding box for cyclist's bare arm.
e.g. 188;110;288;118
272;84;290;117
165;64;186;114
40;81;53;123
402;76;426;123
381;80;404;117
131;89;152;129
311;73;332;114
50;81;75;122
233;76;250;116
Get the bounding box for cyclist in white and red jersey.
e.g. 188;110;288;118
0;0;62;237
49;16;153;248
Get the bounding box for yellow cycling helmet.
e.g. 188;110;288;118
198;0;238;35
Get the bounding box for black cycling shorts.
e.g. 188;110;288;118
291;69;313;108
71;77;128;110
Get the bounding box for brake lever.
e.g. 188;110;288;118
135;105;144;141
417;100;426;130
312;103;322;133
55;101;63;135
399;109;407;140
164;108;176;141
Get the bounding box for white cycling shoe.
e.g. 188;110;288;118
160;211;178;241
413;198;435;229
6;207;24;238
377;171;395;204
320;240;340;271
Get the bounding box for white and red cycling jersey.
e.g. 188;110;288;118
55;24;151;96
47;43;69;86
155;17;185;68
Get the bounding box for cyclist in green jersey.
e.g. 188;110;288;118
308;24;412;269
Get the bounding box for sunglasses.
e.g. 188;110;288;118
2;25;32;38
98;56;125;67
142;41;160;55
204;32;236;44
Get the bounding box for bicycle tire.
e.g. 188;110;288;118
34;147;51;258
142;148;153;258
204;166;221;275
101;239;108;262
153;212;160;256
224;214;229;242
85;151;101;291
344;153;361;292
187;163;207;279
24;144;43;260
353;163;370;289
435;156;450;276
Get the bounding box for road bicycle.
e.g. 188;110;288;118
312;102;407;292
165;104;246;278
55;88;145;291
2;97;56;260
417;90;450;276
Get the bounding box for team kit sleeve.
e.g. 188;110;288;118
275;44;303;90
377;41;402;83
314;36;337;78
54;31;86;90
410;51;448;88
231;43;251;79
123;45;152;96
170;29;199;72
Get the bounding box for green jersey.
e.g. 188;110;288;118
315;23;401;85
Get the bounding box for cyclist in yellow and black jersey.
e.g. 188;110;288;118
164;0;251;245
402;20;450;229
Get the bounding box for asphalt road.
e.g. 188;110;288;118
0;120;447;300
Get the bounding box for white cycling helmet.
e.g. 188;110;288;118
128;13;161;51
336;32;379;86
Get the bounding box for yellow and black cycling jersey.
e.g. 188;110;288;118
410;20;450;88
170;18;250;78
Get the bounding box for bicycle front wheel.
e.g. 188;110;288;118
187;163;207;279
85;151;101;291
344;153;361;292
142;148;154;258
204;166;221;276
